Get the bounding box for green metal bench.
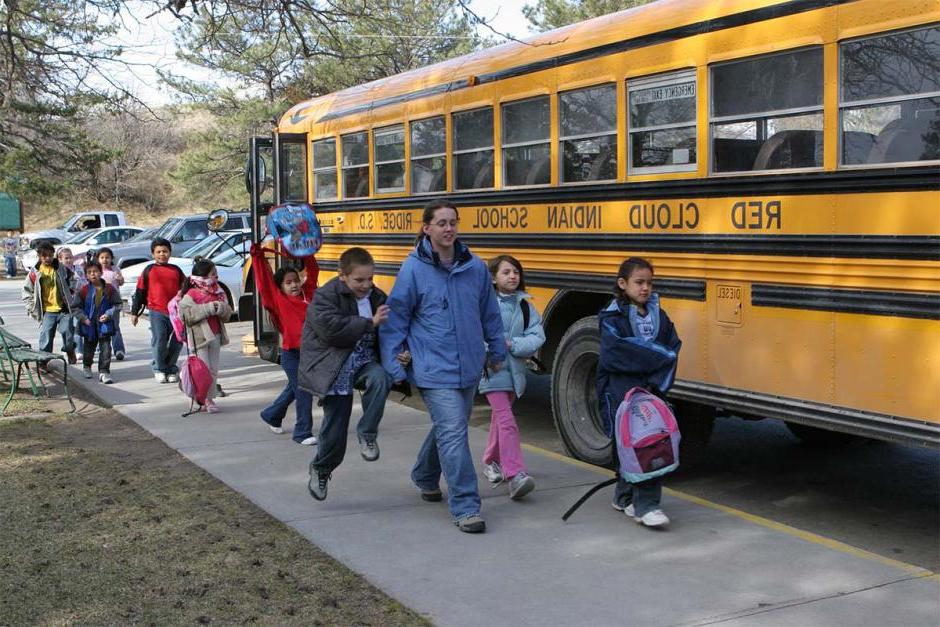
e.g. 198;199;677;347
0;315;75;415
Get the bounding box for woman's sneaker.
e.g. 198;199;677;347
508;473;535;500
482;461;503;484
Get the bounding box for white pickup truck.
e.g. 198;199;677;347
20;210;127;248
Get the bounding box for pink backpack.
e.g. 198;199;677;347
179;354;213;417
167;293;186;344
615;387;681;482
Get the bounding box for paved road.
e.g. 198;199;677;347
2;278;937;626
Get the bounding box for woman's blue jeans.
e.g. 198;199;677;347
260;348;313;442
412;386;481;521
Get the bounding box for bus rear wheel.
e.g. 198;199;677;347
785;421;860;446
551;316;613;467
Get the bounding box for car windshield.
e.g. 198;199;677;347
153;218;180;240
181;233;225;259
123;227;157;243
68;229;102;245
212;245;244;267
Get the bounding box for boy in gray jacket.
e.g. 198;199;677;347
299;247;407;501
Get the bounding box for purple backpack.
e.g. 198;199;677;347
615;387;681;482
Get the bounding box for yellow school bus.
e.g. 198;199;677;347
246;0;940;461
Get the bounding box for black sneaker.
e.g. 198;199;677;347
420;488;443;502
358;435;380;462
308;470;330;501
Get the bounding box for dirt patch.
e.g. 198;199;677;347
0;394;430;625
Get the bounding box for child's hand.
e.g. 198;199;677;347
130;315;138;326
82;319;92;327
396;350;411;365
486;359;503;374
372;304;390;327
98;314;109;322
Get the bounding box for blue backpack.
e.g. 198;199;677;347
266;203;322;257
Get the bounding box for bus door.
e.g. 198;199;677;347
246;135;277;362
246;133;308;363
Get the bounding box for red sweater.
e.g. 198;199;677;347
131;263;185;315
250;245;318;350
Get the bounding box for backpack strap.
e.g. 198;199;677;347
521;298;530;330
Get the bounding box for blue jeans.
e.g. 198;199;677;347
4;255;15;277
110;312;125;356
39;312;74;354
613;476;663;517
412;386;480;521
261;348;314;442
149;311;181;374
313;362;391;475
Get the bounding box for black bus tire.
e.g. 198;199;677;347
551;316;613;467
785;421;860;446
258;341;280;364
671;399;715;467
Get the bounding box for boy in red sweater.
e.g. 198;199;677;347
250;242;319;445
130;238;186;383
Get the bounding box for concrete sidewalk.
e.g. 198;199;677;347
1;284;937;626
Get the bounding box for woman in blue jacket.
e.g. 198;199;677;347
380;200;507;534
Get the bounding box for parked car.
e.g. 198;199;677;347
20;226;144;270
110;211;249;269
20;211;127;248
120;230;251;315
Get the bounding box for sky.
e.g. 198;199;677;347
113;0;529;106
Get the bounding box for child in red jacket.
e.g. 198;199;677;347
251;242;319;445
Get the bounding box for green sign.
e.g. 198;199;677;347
0;193;23;230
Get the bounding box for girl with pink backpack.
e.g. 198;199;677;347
596;257;682;528
177;258;232;413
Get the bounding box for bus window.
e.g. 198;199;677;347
411;116;446;193
374;125;405;193
280;142;307;201
628;71;695;174
312;138;337;200
840;25;940;166
560;83;617;183
711;48;823;173
502;96;550;186
342;131;369;198
453;107;494;190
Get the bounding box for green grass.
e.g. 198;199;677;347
0;404;430;625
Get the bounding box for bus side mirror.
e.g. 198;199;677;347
207;209;229;232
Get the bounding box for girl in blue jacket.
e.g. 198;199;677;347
597;257;681;528
478;255;545;500
380;200;507;534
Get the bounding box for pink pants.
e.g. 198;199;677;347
482;391;526;478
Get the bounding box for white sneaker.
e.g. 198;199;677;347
205;400;220;413
635;509;669;527
83;367;93;379
166;373;179;383
99;373;113;384
623;504;635;517
482;462;503;484
299;436;317;446
268;425;284;434
154;372;167;383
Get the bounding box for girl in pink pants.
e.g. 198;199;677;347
479;255;545;500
